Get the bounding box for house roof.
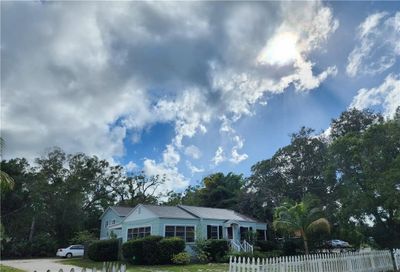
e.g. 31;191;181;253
111;206;134;216
178;205;260;222
99;206;133;219
142;205;197;219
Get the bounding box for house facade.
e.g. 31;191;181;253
99;204;267;252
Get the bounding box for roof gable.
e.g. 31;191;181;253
99;206;133;220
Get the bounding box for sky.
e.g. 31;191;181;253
1;1;400;194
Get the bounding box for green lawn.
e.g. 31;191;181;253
0;265;26;272
59;258;228;272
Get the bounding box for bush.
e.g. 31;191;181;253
122;236;184;265
87;239;119;262
122;239;143;264
159;237;186;264
204;240;229;262
255;240;279;252
282;239;303;255
172;252;191;265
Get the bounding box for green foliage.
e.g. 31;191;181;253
282;239;303;255
255;240;279;252
122;236;184;265
70;230;97;245
171;252;191;265
203;240;229;262
87;239;119;262
164;172;244;209
273;194;330;254
159;237;186;264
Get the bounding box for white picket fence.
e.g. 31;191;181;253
229;250;397;272
394;249;400;270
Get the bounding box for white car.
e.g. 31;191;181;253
56;245;84;258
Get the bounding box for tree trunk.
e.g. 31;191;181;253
28;215;35;242
301;230;309;255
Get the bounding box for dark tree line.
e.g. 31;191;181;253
1;107;399;257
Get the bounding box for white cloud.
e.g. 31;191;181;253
212;147;226;166
2;1;340;190
186;161;204;175
125;161;138;172
184;145;202;159
229;136;248;164
347;12;400;77
350;73;400;118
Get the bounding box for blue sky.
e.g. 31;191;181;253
2;1;399;193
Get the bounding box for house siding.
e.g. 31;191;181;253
100;209;124;240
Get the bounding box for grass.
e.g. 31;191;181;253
0;265;26;272
59;258;228;272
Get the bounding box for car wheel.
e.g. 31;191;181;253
66;253;73;258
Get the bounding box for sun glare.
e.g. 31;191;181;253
257;32;299;66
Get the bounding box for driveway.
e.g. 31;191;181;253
1;258;85;272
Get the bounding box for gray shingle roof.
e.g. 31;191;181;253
111;206;134;216
142;205;197;219
178;205;259;222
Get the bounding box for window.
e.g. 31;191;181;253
207;225;223;239
111;219;115;225
227;227;233;239
105;221;108;227
256;229;266;241
127;226;151;240
164;225;195;242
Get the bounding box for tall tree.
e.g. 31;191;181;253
330;116;400;248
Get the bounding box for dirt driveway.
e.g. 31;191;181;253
1;258;85;272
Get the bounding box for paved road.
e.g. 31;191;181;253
1;258;86;272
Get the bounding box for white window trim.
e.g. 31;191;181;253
207;224;223;240
127;225;152;241
163;224;197;244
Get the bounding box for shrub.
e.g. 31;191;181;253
255;240;279;252
172;252;191;265
204;240;229;262
122;236;184;265
122;239;143;264
282;239;303;255
159;237;186;264
193;239;210;263
87;239;119;262
142;236;163;264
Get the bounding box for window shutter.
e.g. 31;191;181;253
218;226;223;239
207;225;211;239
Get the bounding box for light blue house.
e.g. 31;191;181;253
99;204;267;252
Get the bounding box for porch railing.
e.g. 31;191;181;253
230;239;241;252
241;240;254;253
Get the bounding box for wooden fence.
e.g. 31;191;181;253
229;250;396;272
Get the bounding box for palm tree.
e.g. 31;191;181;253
0;137;14;191
273;196;330;255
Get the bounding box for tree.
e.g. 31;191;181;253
248;127;332;206
0;137;14;191
273;195;330;255
330;108;382;139
330;117;400;248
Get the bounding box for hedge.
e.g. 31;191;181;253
122;236;185;265
87;239;119;262
159;237;186;264
255;240;279;252
204;239;229;262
